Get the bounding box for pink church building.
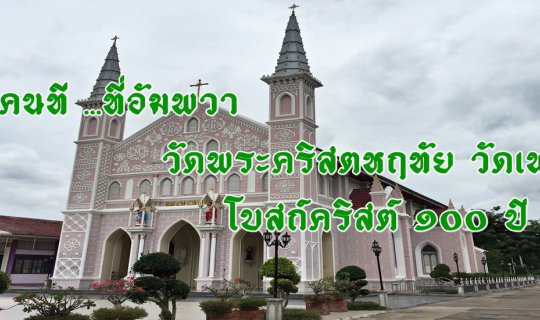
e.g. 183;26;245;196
52;11;485;292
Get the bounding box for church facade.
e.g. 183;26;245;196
52;11;484;292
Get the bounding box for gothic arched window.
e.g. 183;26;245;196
318;174;326;195
139;179;152;196
187;141;197;151
305;96;314;119
186;118;199;132
160;178;173;197
204;175;217;192
262;173;269;192
109;118;120;138
421;244;439;274
206;140;219;153
227;174;241;193
182;177;194;195
108;181;120;200
85;117;98;136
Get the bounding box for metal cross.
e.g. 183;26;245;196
190;79;209;99
111;35;120;46
289;3;299;14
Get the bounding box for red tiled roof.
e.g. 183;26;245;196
0;215;62;238
349;188;372;209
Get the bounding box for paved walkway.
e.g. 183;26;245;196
369;285;540;319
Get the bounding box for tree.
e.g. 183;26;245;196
260;257;300;308
0;271;10;294
335;266;369;302
129;252;190;320
473;207;540;273
430;264;451;280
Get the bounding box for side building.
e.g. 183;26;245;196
0;215;62;287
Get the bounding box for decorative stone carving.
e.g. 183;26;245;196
145;131;162;146
127;145;149;160
63;239;81;251
113;153;126;161
203;118;226;132
160;123;182;136
275;180;294;193
223;125;241;138
72;193;88;204
235;134;260;149
77;170;91;181
79;147;96;159
275;129;295;141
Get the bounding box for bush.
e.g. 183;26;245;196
335;266;369;302
24;314;91;320
232;297;266;310
336;266;366;281
260;257;300;308
347;301;386;310
15;286;95;317
199;300;234;315
92;306;148;320
0;271;10;293
282;308;321;320
130;253;190;320
430;264;452;279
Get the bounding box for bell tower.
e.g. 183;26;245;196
262;9;322;202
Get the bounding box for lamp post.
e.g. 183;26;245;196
481;256;487;283
263;230;291;298
453;252;460;281
371;240;384;291
500;260;505;282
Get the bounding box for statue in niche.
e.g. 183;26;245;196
244;246;254;265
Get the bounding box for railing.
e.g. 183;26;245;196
392;275;538;294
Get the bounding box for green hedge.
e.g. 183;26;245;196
347;301;386;310
232;297;266;310
282;309;321;320
92;306;148;320
200;300;234;316
24;314;91;320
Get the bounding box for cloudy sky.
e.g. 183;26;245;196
1;0;539;221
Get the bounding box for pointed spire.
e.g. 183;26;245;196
448;199;455;210
274;11;310;75
394;184;404;199
88;40;121;100
371;174;384;192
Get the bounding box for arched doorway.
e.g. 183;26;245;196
231;231;264;290
159;220;200;288
101;229;131;280
322;231;334;279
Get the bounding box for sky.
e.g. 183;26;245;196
0;0;539;221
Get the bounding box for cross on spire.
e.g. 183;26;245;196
190;79;209;99
289;3;299;14
111;35;119;46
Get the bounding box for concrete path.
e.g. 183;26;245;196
369;285;540;319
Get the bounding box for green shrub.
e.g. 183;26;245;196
282;308;321;320
130;253;190;320
199;300;234;316
232;297;266;310
347;301;386;310
335;266;369;302
336;266;366;281
24;314;91;320
260;257;300;308
92;306;148;320
430;264;452;279
0;271;10;293
15;286;95;317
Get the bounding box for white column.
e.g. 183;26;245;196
198;233;207;278
208;233;217;278
138;234;146;258
0;241;11;272
128;234;140;274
